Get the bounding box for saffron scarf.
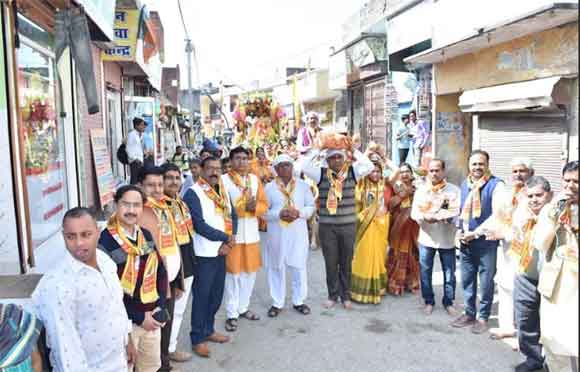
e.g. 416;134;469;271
275;177;296;227
167;197;194;245
228;171;253;213
107;214;159;303
326;162;350;215
461;170;492;222
146;196;179;256
510;211;538;273
198;178;233;235
418;180;447;213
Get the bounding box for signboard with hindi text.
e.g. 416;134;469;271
90;129;115;207
102;9;139;61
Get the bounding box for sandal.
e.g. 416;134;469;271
225;318;238;332
239;310;260;321
267;306;282;318
293;304;311;315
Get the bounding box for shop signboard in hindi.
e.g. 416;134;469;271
90;129;115;206
102;9;139;61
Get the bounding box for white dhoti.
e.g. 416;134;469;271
495;241;516;333
225;272;257;319
268;265;308;308
169;276;193;353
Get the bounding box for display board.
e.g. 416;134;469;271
90;129;116;207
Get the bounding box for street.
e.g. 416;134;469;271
175;250;521;372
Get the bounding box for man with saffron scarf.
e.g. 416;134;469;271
300;133;374;309
183;156;237;358
221;146;269;331
452;150;505;334
472;158;534;344
486;176;552;372
411;159;460;316
99;186;169;372
163;163;196;364
138;166;186;372
532;161;578;372
34;207;136;372
263;154;315;317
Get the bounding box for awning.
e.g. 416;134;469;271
404;2;578;66
458;76;562;112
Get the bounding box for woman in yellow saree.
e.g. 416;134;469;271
351;163;392;304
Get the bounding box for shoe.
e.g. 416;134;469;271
192;343;210;358
471;320;489;334
514;361;546;372
445;305;459;317
168;351;192;363
450;314;476;328
423;304;434;315
207;332;230;344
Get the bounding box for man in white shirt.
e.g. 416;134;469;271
264;154;316;317
32;207;136;372
127;117;148;184
296;112;320;154
411;159;460;316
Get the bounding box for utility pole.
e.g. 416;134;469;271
185;38;194;123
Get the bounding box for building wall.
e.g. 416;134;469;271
434;93;470;186
104;61;122;91
434;23;578;95
77;45;105;209
568;77;579;161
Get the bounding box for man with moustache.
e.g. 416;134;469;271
138;166;185;372
221;146;268;331
486;176;552;372
533;161;579;372
162;163;195;363
33;207;136;372
183;156;238;358
99;185;169;372
474;158;534;343
452;150;505;334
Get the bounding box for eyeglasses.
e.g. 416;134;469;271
118;201;142;209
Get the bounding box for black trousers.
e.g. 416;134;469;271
398;148;409;165
514;274;544;370
319;223;356;302
160;286;176;371
130;160;143;185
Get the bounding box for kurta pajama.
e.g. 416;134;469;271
222;172;268;319
264;178;315;308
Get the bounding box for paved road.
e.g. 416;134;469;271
175;250;521;372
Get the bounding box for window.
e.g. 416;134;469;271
17;16;68;249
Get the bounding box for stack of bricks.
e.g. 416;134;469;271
384;73;399;156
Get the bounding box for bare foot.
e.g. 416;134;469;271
343;300;353;310
323;300;336;309
445;305;459;317
423;304;434;315
489;328;517;340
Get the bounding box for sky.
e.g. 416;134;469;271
143;0;367;89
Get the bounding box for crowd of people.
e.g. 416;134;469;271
1;112;577;372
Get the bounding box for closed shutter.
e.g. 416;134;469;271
364;80;386;148
478;114;567;193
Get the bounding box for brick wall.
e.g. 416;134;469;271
77;45;104;209
103;61;122;91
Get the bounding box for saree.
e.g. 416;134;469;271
387;182;420;295
350;178;391;304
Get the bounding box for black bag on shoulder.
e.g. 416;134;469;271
117;143;129;165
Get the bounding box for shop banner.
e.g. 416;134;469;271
76;0;116;41
102;9;139;61
90;129;115;207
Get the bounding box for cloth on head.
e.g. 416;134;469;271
326;149;346;159
0;303;42;369
202;138;220;153
273;154;294;167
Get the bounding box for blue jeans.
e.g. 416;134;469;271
419;244;456;307
190;255;225;345
459;240;498;320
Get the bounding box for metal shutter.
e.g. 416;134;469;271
478;114;567;193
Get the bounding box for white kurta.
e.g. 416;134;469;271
263;178;315;269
